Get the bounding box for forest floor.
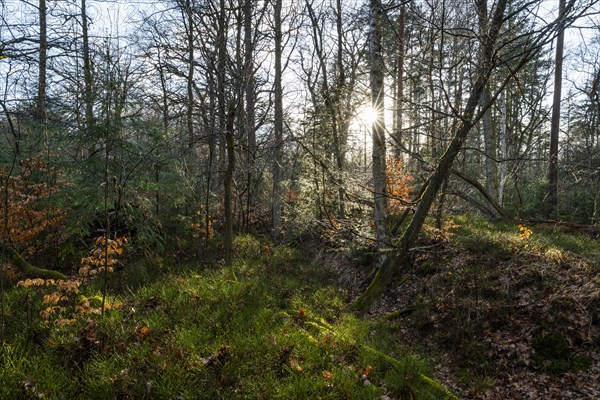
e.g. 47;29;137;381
327;215;600;399
1;235;455;399
1;216;598;399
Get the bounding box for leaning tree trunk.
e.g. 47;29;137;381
354;0;509;311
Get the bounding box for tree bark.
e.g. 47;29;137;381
243;0;256;231
334;0;346;219
451;168;506;218
393;5;405;159
224;105;235;266
498;91;507;206
185;0;195;144
305;0;346;219
82;0;94;130
481;85;495;197
217;0;227;181
448;190;500;218
36;0;47;123
370;0;388;262
272;0;283;239
548;0;566;218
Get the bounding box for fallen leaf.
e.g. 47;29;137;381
290;359;302;372
137;325;151;340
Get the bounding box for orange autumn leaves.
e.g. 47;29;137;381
0;157;67;256
290;358;303;372
289;358;373;385
190;205;214;241
79;236;127;277
518;224;533;249
386;158;413;215
18;235;127;324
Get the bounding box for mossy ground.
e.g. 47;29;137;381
0;235;455;399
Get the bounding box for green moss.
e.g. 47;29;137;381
531;332;589;374
572;355;592;372
533;332;570;360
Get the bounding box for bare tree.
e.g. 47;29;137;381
548;0;566;217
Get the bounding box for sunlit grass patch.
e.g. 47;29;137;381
1;238;456;399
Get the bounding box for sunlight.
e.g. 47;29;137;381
362;106;380;126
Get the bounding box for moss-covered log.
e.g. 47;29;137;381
0;241;66;280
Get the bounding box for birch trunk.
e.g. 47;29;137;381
498;92;507;206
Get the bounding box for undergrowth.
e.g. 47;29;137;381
0;234;455;399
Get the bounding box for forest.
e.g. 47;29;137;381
0;0;599;398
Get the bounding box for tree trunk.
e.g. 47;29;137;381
156;49;169;215
334;0;346;219
394;5;405;159
217;0;227;184
82;0;94;130
244;0;256;231
451;169;505;218
498;91;507;206
185;0;195;144
224;105;235;266
272;0;283;239
36;0;47;123
370;0;388;262
548;0;565;218
481;85;495;197
205;65;217;247
305;0;346;219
